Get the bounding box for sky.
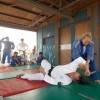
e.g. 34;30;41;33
0;26;37;52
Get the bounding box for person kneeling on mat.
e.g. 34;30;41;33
17;57;97;85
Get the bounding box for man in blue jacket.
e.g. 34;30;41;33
71;33;100;84
1;37;15;64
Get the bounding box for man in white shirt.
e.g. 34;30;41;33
17;57;96;85
17;38;28;54
29;49;38;64
20;51;28;65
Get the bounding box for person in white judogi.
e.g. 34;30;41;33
17;38;28;54
29;49;38;64
20;51;28;65
17;57;95;85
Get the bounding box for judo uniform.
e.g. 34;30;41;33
21;57;86;85
71;40;99;80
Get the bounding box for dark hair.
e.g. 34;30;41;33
39;52;43;55
77;75;90;85
21;38;24;41
14;51;18;54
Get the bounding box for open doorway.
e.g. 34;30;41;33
0;26;37;63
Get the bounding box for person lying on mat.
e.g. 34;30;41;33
17;57;97;85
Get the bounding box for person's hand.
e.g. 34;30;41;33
84;63;90;70
16;64;18;66
3;37;7;39
84;70;90;76
84;70;96;76
78;63;85;69
16;74;24;78
15;63;19;66
39;67;46;75
18;63;20;66
5;37;8;39
24;60;27;63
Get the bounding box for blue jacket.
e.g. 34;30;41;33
37;57;45;63
71;40;94;61
1;38;15;52
11;56;21;66
85;41;94;61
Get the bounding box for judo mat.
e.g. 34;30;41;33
0;68;99;100
14;64;40;70
0;64;40;80
3;81;100;100
0;70;24;80
0;78;49;97
2;72;100;100
0;67;16;73
24;69;39;74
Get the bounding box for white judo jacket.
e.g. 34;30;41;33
21;57;86;85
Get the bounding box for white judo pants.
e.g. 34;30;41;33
21;73;44;80
21;59;51;80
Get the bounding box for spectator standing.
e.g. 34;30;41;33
17;38;28;54
1;37;15;64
